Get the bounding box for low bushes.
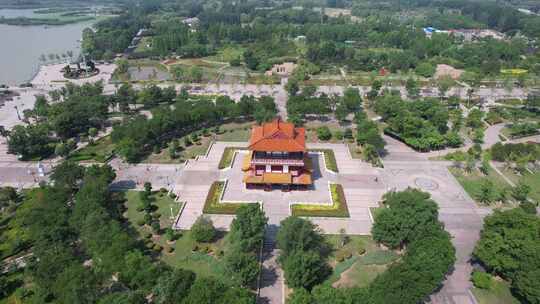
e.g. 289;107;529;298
507;122;540;139
471;271;493;289
290;184;349;217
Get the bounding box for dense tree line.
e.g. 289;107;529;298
474;209;540;304
287;86;361;124
7;82;109;159
287;189;456;304
1;161;254;303
225;205;267;287
83;0;539;77
374;93;462;151
491;142;540;163
6;82;276;162
355;110;385;164
111;88;276;162
277;217;331;291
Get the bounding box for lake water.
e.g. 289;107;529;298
0;9;94;85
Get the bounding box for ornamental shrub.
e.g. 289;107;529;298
191;216;216;242
471;271;492;289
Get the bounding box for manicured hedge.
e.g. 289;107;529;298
202;181;257;214
291;184;349;217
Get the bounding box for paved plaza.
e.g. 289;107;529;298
171;141;385;233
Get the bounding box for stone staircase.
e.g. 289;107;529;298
257;224;284;304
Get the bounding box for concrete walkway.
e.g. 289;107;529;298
258;225;284;304
381;136;492;304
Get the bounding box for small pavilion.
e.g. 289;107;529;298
242;119;312;191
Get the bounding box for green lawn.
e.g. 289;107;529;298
309;149;339;173
123;190;229;279
449;166;512;206
499;168;540;202
472;280;520;304
68;136;115;162
291;184;349;217
124;190;181;228
216;123;253;142
347;143;363;159
134;36;153;53
323;235;399;288
203;181;258;214
204;45;246;63
218;147;243;169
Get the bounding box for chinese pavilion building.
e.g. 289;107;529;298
242;119;312;190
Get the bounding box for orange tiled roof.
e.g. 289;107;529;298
263;172;292;184
293;173;312;185
249;119;306;152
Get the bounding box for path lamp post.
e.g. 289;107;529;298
14;106;21;120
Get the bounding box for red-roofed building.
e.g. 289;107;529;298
243;119;312;190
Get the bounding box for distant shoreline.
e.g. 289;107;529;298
0;16;95;26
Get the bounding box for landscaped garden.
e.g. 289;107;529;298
449;165;512;206
203;181;258;214
291;184;349;217
123;188;231;280
143;121;254;164
472;278;520;304
322;235;400;288
498;169;540;202
68;135;115;162
471;209;539;304
283;189;455;303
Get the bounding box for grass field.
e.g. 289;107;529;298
204;45;246;63
472;280;520;304
449;165;512;206
124;190;181;228
499;168;540;202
